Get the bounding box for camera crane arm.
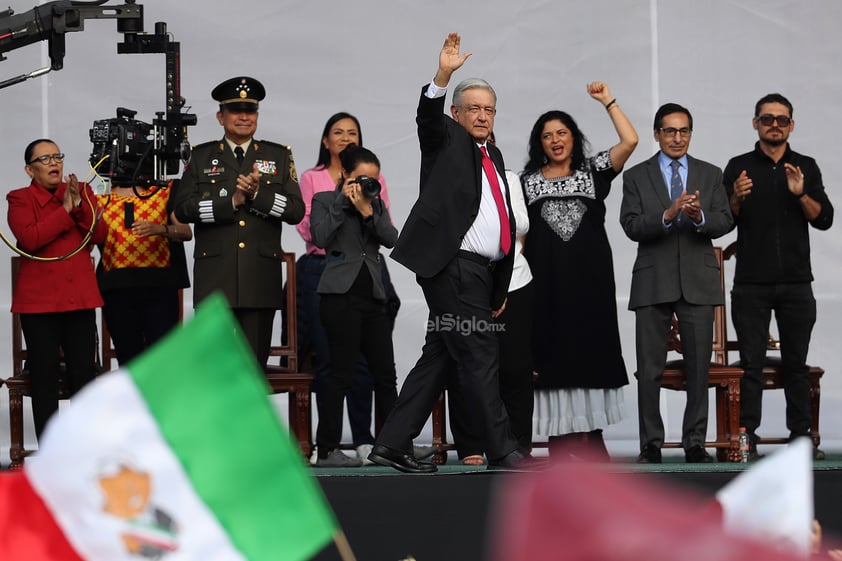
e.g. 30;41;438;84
0;0;143;89
1;0;196;182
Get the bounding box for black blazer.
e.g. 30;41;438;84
390;85;515;309
310;189;398;300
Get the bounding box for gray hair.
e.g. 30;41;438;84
452;78;497;108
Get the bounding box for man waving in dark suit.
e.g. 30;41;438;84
620;103;732;464
369;33;539;473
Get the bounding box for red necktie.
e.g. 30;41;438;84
480;146;511;255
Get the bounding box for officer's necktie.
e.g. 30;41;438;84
480;146;511;255
234;146;244;165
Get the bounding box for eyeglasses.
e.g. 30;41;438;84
462;105;496;116
659;127;692;138
756;114;792;127
29;153;65;165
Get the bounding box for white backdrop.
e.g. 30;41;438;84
0;0;839;462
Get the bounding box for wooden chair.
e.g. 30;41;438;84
650;246;744;462
431;248;743;463
263;252;315;460
6;256;75;469
430;392;454;464
722;242;824;449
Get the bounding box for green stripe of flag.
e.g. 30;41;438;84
129;293;336;561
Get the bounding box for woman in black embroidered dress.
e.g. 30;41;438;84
521;82;638;460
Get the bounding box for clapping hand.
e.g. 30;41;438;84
784;162;805;197
233;164;261;208
681;190;703;223
732;170;753;201
236;164;261;199
664;190;698;223
63;173;81;212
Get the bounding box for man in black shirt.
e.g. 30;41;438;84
723;92;834;459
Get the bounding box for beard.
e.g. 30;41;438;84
763;129;787;147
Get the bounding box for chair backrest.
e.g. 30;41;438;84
266;252;298;372
10;256;27;377
667;246;729;364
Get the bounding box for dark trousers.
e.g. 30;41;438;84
297;254;375;446
450;281;535;455
20;309;98;440
732;282;816;439
635;299;714;450
102;287;180;366
316;287;397;455
376;254;519;461
232;308;275;367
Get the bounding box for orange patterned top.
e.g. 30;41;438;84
97;189;171;272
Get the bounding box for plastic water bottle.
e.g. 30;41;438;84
739;427;750;463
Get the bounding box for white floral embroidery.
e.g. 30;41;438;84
593;150;612;172
541;199;587;241
522;150;612;205
522;151;612;242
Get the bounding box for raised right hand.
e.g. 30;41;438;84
434;32;472;86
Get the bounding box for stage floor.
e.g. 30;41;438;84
2;449;838;560
312;454;842;561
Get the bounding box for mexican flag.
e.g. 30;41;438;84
0;294;337;561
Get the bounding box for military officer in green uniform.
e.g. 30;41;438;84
175;76;304;365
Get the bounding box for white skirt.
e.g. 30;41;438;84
533;387;626;436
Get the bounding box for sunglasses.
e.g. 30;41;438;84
756;114;792;127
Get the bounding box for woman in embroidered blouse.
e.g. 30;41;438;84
95;181;192;366
521;82;638;460
7;139;108;440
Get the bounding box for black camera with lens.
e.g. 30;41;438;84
90;107;154;187
350;175;381;198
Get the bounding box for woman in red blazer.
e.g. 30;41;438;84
7;138;108;441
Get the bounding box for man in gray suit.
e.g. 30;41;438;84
620;103;733;464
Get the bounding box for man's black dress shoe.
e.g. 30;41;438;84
685;444;714;463
368;444;437;474
487;449;547;471
637;444;662;464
